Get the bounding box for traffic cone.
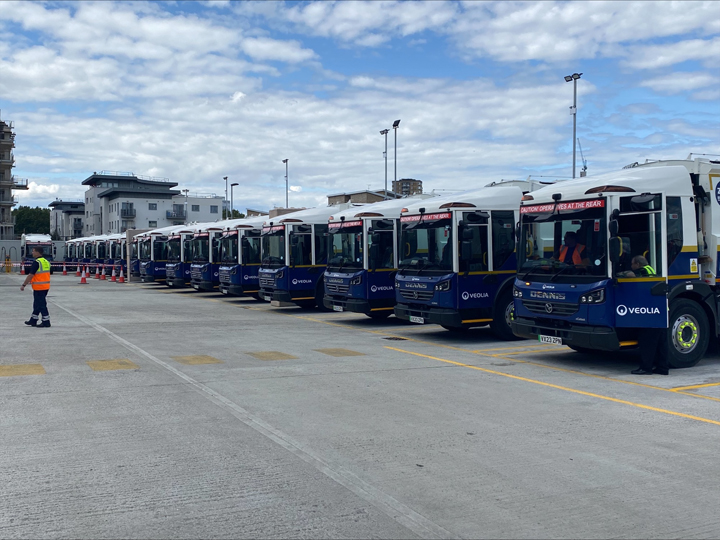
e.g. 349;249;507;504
62;263;68;276
80;268;88;284
95;265;101;279
118;268;125;283
20;263;25;275
111;266;116;282
100;265;107;280
76;265;81;277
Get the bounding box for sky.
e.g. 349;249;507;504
1;0;719;212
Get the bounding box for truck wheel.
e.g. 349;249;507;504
490;289;520;341
664;299;709;368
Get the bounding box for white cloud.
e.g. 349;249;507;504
240;37;317;63
289;186;303;192
624;37;720;70
641;72;719;94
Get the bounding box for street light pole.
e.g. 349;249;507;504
564;73;582;179
231;183;238;219
380;129;389;199
223;176;228;218
392;120;400;192
282;159;289;208
182;189;189;225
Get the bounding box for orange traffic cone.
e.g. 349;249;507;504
111;266;116;282
100;265;107;280
80;267;88;284
76;265;81;277
94;265;101;279
20;263;25;275
63;263;68;276
118;268;125;283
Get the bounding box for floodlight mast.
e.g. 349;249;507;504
564;73;582;178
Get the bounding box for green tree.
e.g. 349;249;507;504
222;209;245;219
12;206;51;234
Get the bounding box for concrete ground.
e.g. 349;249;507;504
2;271;720;539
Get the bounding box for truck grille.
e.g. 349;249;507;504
399;289;434;301
326;283;349;294
259;277;275;287
522;300;578;316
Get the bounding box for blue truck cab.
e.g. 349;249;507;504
139;225;186;283
259;203;352;308
394;182;541;339
512;159;720;368
104;233;123;275
130;236;141;278
189;223;225;291
323;197;432;318
165;226;198;288
80;238;96;273
218;216;266;297
21;234;55;273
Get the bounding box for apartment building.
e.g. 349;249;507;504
49;199;85;240
0;116;29;240
392;178;423;197
82;171;225;235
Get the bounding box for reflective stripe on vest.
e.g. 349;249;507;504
559;244;586;265
31;257;51;291
642;265;656;277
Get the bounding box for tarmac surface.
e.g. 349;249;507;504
3;271;720;539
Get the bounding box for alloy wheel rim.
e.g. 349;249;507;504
672;314;699;354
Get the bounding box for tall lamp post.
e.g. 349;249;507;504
564;73;582;179
223;176;228;218
282;159;289;208
392;119;400;193
380;129;389;199
230;183;238;219
182;189;189;225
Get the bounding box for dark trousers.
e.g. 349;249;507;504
32;290;49;319
638;327;667;372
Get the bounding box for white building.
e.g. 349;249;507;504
49;199;85;240
82;171;225;235
0;115;29;240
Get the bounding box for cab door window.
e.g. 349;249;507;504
666;196;683;269
615;194;664;277
459;212;488;273
491;210;515;270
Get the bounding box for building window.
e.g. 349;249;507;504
149;203;157;210
191;205;200;212
210;205;218;214
148;220;157;228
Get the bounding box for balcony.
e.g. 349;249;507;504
0;175;28;189
166;210;186;220
0;195;16;206
0;133;14;146
0;152;15;165
120;208;136;218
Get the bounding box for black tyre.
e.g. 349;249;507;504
367;311;391;319
490;289;520;341
663;299;709;368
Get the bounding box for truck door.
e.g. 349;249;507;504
612;194;668;328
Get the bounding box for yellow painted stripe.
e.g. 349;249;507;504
669;274;700;280
385;347;720;427
619;340;639;347
370;268;397;272
291;296;315;300
0;364;45;377
244;289;259;293
314;348;365;357
672;381;720;392
680;246;698;252
616;277;665;283
171;355;222;365
246;351;297;361
370;307;395;311
460;318;493;324
466;270;516;275
87;359;138;371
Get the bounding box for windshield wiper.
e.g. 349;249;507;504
549;263;573;282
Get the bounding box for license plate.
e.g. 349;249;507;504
221;289;228;295
333;305;344;312
264;296;272;301
409;316;425;324
192;284;199;290
539;335;562;345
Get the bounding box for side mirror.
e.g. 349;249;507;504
609;237;621;264
461;241;472;261
609;220;619;237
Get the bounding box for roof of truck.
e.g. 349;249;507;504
327;194;435;222
264;203;355;227
401;184;525;215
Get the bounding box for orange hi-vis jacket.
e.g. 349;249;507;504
559;244;586;265
31;257;51;291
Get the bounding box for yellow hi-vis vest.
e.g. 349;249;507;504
31;257;51;291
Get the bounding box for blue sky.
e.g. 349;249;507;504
1;0;718;211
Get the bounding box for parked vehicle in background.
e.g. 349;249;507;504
165;225;201;288
394;181;545;339
189;223;225;291
512;158;720;368
139;225;184;283
218;217;266;297
323;196;433;318
21;234;55;273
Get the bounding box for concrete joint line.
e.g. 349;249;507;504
50;299;455;540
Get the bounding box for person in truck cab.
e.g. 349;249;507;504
616;255;656;278
555;231;590;266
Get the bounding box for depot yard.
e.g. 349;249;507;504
3;273;720;539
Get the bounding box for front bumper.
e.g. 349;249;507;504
324;295;395;315
394;303;463;327
191;279;215;292
512;316;621;350
167;277;187;288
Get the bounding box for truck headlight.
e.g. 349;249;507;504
276;270;284;279
350;275;362;285
579;289;605;304
435;280;451;292
513;286;523;298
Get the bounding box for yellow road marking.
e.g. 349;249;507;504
494;347;565;356
672;381;720;392
87;359;138;371
385;347;720;427
0;364;45;377
314;348;365;357
247;351;298;361
171;355;223;365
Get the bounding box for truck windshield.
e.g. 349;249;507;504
189;237;209;263
220;235;238;264
97;244;106;259
518;199;607;281
153;239;168;261
328;224;363;271
261;228;286;268
167;238;181;262
131;243;137;259
138;240;151;261
399;216;453;275
242;233;262;264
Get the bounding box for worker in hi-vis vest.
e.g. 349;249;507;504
20;246;52;328
555;231;590;266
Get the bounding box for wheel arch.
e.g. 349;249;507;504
668;282;717;338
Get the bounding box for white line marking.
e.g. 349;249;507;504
51;299;454;540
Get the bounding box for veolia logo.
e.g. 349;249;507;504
617;304;660;316
371;285;394;292
292;278;312;285
462;291;490;300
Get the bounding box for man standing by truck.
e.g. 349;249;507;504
20;246;51;328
